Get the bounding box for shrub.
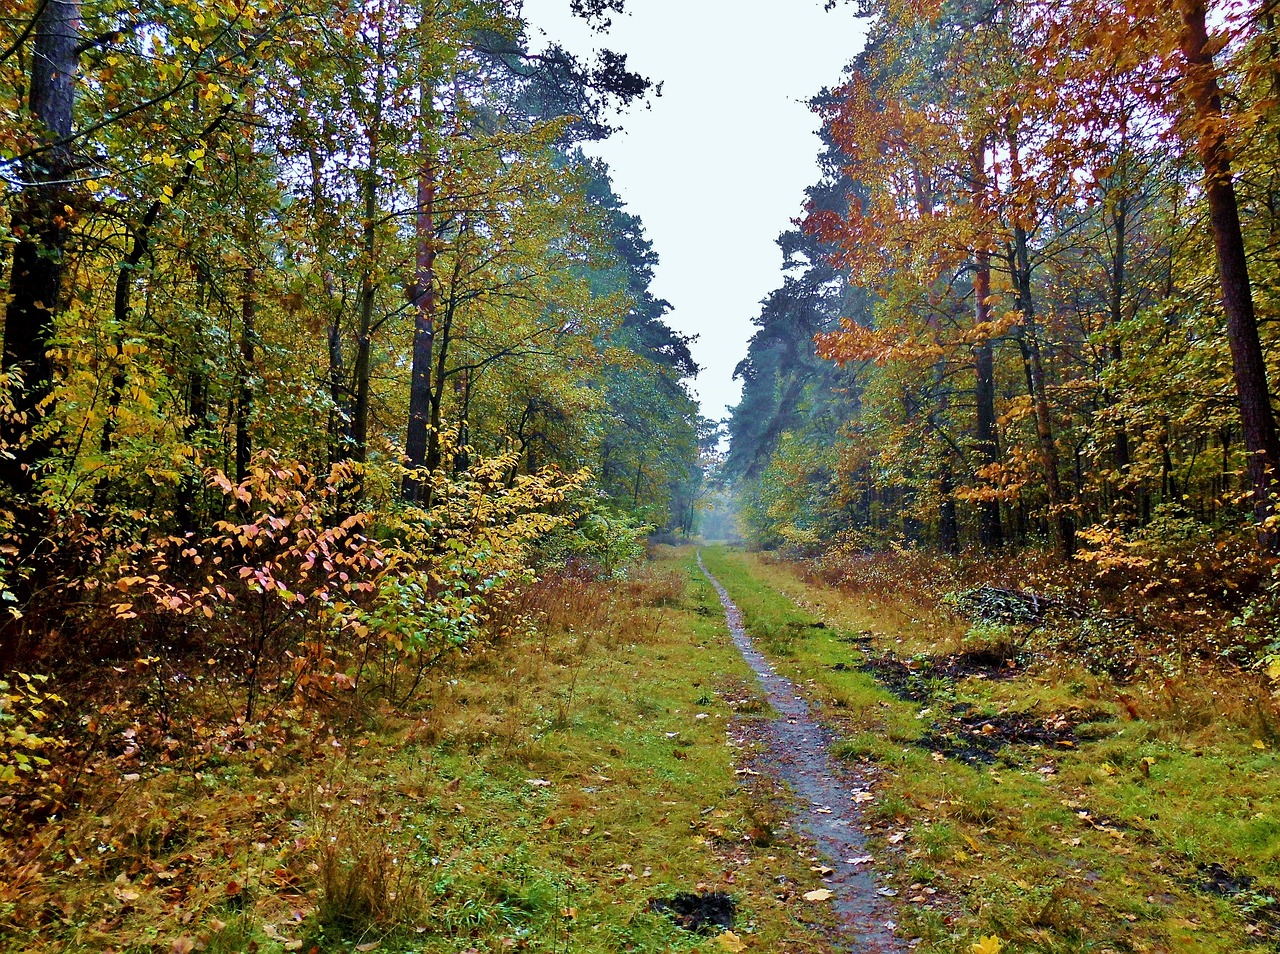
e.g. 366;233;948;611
0;673;65;828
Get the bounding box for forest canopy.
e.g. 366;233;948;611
729;0;1280;568
0;0;705;714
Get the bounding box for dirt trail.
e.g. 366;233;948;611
699;552;905;953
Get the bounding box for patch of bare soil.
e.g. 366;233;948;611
856;651;1020;704
856;653;1111;764
917;708;1087;765
647;891;736;933
1192;863;1280;942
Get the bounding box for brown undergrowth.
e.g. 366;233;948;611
794;538;1280;736
0;553;849;953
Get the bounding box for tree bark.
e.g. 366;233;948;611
1;0;79;496
1177;0;1280;549
972;251;1004;548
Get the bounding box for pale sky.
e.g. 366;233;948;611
521;0;869;423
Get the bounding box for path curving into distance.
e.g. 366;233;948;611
698;552;905;953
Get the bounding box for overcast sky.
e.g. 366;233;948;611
521;0;869;423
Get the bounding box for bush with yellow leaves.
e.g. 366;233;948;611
0;672;65;828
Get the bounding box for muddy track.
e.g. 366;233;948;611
698;552;905;953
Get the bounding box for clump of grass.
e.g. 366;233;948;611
311;785;426;939
315;835;424;939
956;621;1024;666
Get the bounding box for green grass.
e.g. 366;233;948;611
1;551;848;954
699;545;1280;954
9;545;1278;953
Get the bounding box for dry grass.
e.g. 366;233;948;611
0;553;852;954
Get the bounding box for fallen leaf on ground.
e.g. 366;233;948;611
803;888;833;901
970;936;1003;954
718;930;747;951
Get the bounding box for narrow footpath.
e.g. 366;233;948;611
698;551;905;953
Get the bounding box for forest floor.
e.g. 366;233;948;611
3;544;1278;954
694;551;903;952
697;545;1280;954
0;548;855;954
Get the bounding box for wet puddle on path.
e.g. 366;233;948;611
699;552;905;953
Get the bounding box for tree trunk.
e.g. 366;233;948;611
306;147;351;466
1011;222;1073;556
1177;0;1280;549
938;461;959;554
972;251;1004;548
1004;119;1072;556
351;32;386;480
403;145;437;500
0;0;79;665
235;264;256;488
1107;192;1134;516
176;350;208;536
426;258;463;485
353;176;375;468
1;0;79;496
235;92;259;491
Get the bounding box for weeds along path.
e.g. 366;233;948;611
698;551;905;953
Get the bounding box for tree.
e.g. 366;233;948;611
1;0;79;497
1174;0;1280;546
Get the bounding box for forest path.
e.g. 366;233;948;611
697;551;905;953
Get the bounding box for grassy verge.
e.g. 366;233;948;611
698;545;1280;954
0;548;845;954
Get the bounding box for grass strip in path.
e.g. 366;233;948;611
697;550;904;952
